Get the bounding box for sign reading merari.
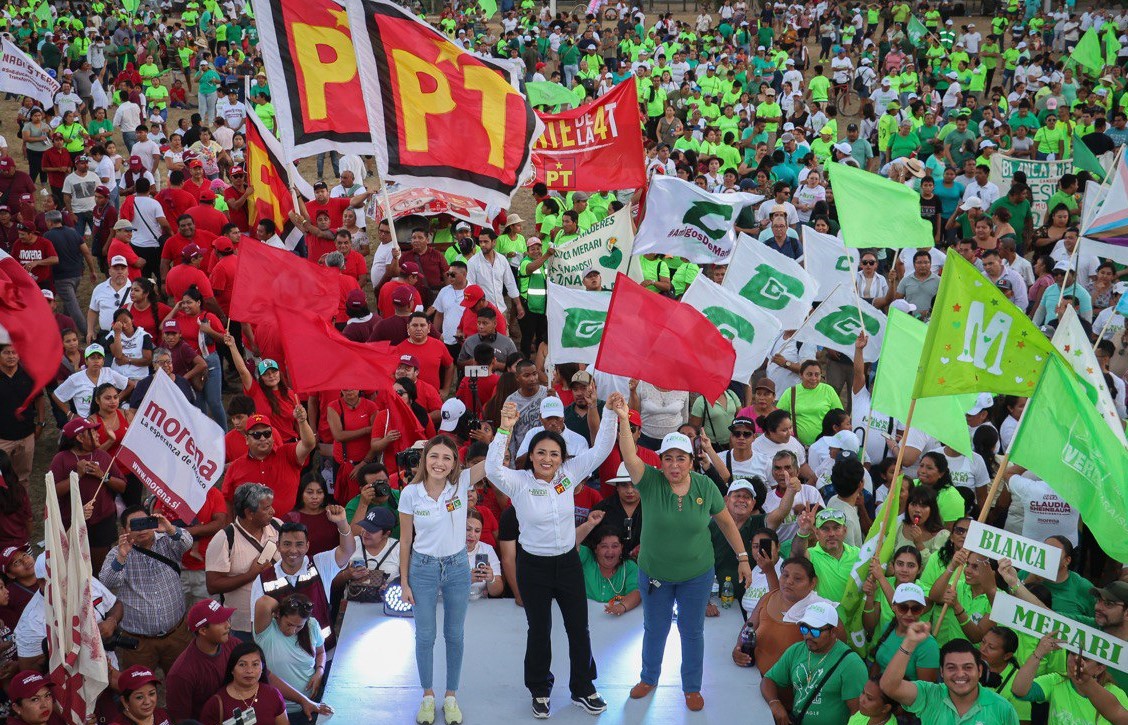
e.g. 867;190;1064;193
964;521;1062;580
992;592;1128;673
547;207;636;288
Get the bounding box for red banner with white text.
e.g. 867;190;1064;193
532;78;646;192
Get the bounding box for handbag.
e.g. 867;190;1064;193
787;650;851;725
346;540;398;603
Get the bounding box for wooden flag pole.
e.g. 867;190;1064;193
885;398;917;509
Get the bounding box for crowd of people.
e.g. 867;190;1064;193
0;0;1127;724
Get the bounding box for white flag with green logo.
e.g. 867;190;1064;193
793;284;886;362
633;176;763;263
721;234;819;330
682;275;782;382
802;226;859;302
546;282;610;365
547;207;637;288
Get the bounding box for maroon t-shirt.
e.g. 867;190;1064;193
164;638;240;722
199;684;286;725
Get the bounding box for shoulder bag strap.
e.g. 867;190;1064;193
132;544;182;574
792;650;851;724
233;521;266;554
790;386;797;424
375;539;399;568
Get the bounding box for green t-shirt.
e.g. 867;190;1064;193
907;681;1019;725
145;84;170;110
343;489;401;538
578;545;638;602
1025;570;1095;621
635;466;724;582
809;76;830;103
873;623;940;680
766;640;867;725
670;262;700;297
808;543;860;602
847;714;892;725
196;68;222;96
778;383;842;446
1021;673;1128;725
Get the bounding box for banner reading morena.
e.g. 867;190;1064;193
532;78;646;192
547;207;636;287
989;154;1072;228
117;370;225;518
992;592;1128;673
964;521;1062;580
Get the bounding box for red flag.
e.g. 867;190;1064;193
244;109;314;250
595;274;735;402
277;309;400;394
229;238;339;324
0;250;63;410
532;78;647;192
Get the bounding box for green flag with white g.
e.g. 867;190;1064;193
793;283;887;362
546;282;609;365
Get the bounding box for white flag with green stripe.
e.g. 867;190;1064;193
546;282;610;365
682;275;782;382
721;234;819;331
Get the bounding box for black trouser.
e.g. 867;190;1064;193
132;244;162;285
516;548;597;699
518;310;547;358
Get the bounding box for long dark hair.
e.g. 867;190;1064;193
903;485;944;533
276;594;315;657
972;426;1000;480
818;408;848;440
259;365;293;417
920;451;954;491
523;430;568;469
394;377;429;428
90;382;119;417
222;641;270;685
938;516;972;567
293;476;334;512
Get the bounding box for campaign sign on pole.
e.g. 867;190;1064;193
0;38;59;110
117;370;225;518
992;592;1128;673
547;207;635;287
989;154;1072;227
964;521;1062;580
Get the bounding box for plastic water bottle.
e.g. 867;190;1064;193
720;577;735;609
737;622;757;667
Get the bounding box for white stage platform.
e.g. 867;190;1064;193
321;598;772;723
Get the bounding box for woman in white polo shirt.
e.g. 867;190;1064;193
398;436;471;725
486;394;621;719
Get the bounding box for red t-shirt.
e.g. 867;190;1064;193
172;310;224;355
224;428;248;463
125;301;171;339
476;504;498;547
376;280;422;319
43;146;72;188
307;232;336;265
155;186;197;223
329;397;380;463
105;238;143;280
223;186;250;230
209;253;238;315
165;264;215;303
186;204;229;237
181;177;206;201
155;484;227;571
456;373;500;412
335;271;361;324
223;441;305;513
162;229;217;267
459;302;508;338
12;236;57;285
393;337;452;391
245;379;300;441
343;249;367;281
305;197;351;228
598;444;660;499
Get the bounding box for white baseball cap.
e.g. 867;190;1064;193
540;396;565;419
891;299;918;315
657;432;694;455
892;583;927;605
727;479;758;497
830;430;861;453
799;601;839;628
966;392;995;417
438;398;466;432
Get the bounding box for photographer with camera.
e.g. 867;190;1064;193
98;506;194;674
344;463;401;538
454;345;500;416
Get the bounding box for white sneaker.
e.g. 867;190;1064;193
417;695;436;724
443;696;463;724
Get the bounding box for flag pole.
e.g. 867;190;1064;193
1096;313;1116;342
885;398;916;508
380;180;400;252
931;398;1034;634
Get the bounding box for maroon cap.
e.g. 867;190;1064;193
162;319;181;333
0;158;14;170
0;546;24;575
391;285;414;306
180;243;203;262
118;665;160;693
460;285;485;308
94;185;111;196
397;354;420;370
345;288;368;311
230;166;245;176
61;418;96;439
0;205;9;214
213;237;234;253
17;193;32;203
128;155;143;170
7;671;52;701
187;599;236;631
399;261;420;276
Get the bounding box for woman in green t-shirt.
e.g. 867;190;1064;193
574;519;640;611
866;581;941;683
846;676;897;725
927;549;1000;647
917;452;967;525
610;395;751;712
979;626;1032;722
778;360;843;446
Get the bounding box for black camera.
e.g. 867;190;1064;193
372;481;392;499
396;448;421;475
103;628;140;651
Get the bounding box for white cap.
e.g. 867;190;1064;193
881;77;891;85
782;122;795;131
833;142;852;154
41;289;54;300
438;398;466;432
979;139;997;149
34;552;47;579
892;582;927;605
966;392;994;417
785;58;795;65
1053;259;1071;272
540;396;565;419
607;462;631;485
1017;41;1027;49
727;479;758;497
860;58;872;65
946;71;958;79
657;432;694;455
109;255;129;267
959;197;984;211
830;430;861;453
891;299;918;315
799;601;839;628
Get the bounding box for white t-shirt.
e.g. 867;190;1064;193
749;435;806;483
851;386;892;467
54;368;129;418
398;472;471;558
942;451;989;490
466;541;501;601
740;559;784;613
999;415;1019;453
129;196;167;248
1006;475;1079;546
898;247;945;277
107;327;154;380
130;139;161;174
16;580;118;666
763;483;822;542
369;241;397;289
431;284;468;345
352;536;400;578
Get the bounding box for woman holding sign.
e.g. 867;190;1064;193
1012;634;1128;725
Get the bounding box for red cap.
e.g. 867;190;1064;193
94;185;111;196
187;599;236;631
345;288;367;310
391;286;414;306
118;665;161;693
0;157;14;170
180;243;204;262
7;671;53;701
460;285;485;308
230;166;245;176
213;237;235;253
399;261;420;276
128;155;143;170
628;409;642;427
0;546;24;575
161;319;181;333
199;188;216;202
188;158;204;168
245;413;271;430
397;354;420;370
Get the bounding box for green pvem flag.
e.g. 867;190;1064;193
829;163;934;249
478;0;497;18
122;0;139;13
526;81;578;110
1072;135;1106;180
33;0;52;27
913;249;1058;399
840;471;904;653
1009;356;1128;561
1105;28;1122;66
1070;28;1106;77
873;309;976;456
907;15;929;47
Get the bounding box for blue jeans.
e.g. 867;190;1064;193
638;566;714;693
410;551;471;692
198;351;226;428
